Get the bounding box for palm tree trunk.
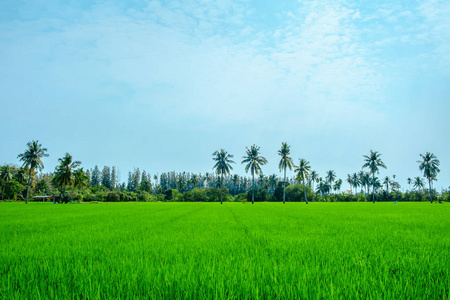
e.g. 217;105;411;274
25;168;32;204
283;168;286;204
372;173;375;203
252;173;255;205
303;178;308;204
428;179;433;203
220;173;223;204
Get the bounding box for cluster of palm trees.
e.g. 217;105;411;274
212;145;442;204
52;153;89;201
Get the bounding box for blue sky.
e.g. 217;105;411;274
1;0;449;190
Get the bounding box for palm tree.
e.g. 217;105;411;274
1;166;14;201
278;142;294;204
294;159;311;204
53;153;81;202
333;179;342;193
413;176;424;192
418;152;440;203
362;150;387;203
360;172;371;195
212;149;235;204
70;168;89;200
351;173;360;195
346;174;353;194
326;170;336;192
407;177;412;191
383;176;391;193
241;145;267;204
17;141;49;204
309;170;319;191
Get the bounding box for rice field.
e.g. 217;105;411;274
0;202;449;299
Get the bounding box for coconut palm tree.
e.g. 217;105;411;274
362;150;387;203
1;166;14;201
70;168;89;200
333;179;342;193
383;176;391;193
212;149;235;204
17;141;49;204
278;142;294;204
413;176;424;192
53;153;81;202
351;173;360;195
241;145;267;204
294;159;311;204
326;170;336;191
346;174;353;194
407;177;412;191
418;152;440;203
309;170;319;191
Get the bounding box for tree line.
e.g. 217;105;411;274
0;140;447;204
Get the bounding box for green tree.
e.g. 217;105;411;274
407;177;412;191
70;168;89;200
294;159;311;204
418;152;440;203
413;176;424;192
1;165;14;201
309;170;319;191
362;150;387;203
326;170;336;190
17;140;49;204
53;153;81;202
278;142;294;204
241;145;267;204
212;149;235;204
333;178;342;193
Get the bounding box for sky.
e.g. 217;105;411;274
1;0;449;191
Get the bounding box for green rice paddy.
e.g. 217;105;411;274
0;202;449;299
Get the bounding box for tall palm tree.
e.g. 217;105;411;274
1;166;14;201
278;142;294;204
418;152;440;203
70;168;89;200
53;153;81;202
346;174;353;194
241;145;267;204
361;172;371;195
17;141;49;204
326;170;336;192
351;173;360;195
309;170;319;191
212;149;235;204
362;150;387;203
407;177;412;191
294;159;311;204
413;176;424;192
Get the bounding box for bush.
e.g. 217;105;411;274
184;188;207;202
285;184;313;202
106;191;120;202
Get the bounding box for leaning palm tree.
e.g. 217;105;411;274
418;152;440;203
212;149;235;204
70;168;89;200
53;153;81;202
17;140;49;204
278;142;294;204
362;150;387;203
294;159;311;204
1;166;14;201
241;145;267;204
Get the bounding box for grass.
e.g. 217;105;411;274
0;202;449;299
